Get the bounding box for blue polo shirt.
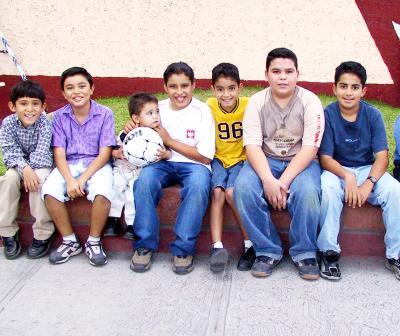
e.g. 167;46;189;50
394;116;400;164
319;101;388;167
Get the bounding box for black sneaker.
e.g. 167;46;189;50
385;258;400;280
123;225;138;240
319;250;341;281
237;246;256;271
27;232;56;259
210;247;229;273
251;255;281;277
294;258;320;280
2;232;22;260
103;217;123;237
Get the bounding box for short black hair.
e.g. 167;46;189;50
9;80;45;104
163;62;194;84
128;92;158;117
211;63;240;85
266;48;298;71
334;61;367;87
60;66;93;90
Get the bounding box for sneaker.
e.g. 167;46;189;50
173;255;194;275
385;258;400;280
85;240;107;266
2;232;22;260
123;225;138;240
27;232;55;259
319;250;341;281
251;255;281;277
237;246;256;271
210;247;229;273
103;217;123;237
49;240;82;264
294;258;320;280
130;248;153;272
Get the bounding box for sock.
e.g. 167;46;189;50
213;241;223;249
87;235;101;243
63;233;77;242
244;240;253;251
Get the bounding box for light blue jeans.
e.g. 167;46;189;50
133;160;211;256
317;165;400;259
234;158;321;262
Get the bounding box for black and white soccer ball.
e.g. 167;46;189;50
123;127;163;167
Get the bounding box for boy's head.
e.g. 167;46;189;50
211;63;243;112
163;62;195;111
265;48;299;99
333;61;367;113
60;67;94;109
128;92;160;128
8;80;46;128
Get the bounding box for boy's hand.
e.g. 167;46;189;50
112;147;126;160
357;181;373;207
22;166;41;192
123;120;138;134
262;176;289;211
156;147;172;161
153;126;172;147
66;178;85;200
343;172;358;208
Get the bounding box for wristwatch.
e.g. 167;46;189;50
367;175;378;184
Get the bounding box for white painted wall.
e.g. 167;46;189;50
0;0;393;83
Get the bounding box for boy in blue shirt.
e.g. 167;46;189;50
318;61;400;281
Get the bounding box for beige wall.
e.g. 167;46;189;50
0;0;393;83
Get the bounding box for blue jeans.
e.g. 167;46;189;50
133;160;211;256
318;166;400;259
234;158;321;262
211;158;244;190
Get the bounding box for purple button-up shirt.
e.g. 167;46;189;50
51;100;116;166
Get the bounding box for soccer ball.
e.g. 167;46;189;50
122;127;163;167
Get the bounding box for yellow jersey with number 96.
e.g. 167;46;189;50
207;97;248;168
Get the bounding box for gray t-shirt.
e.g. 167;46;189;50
243;86;325;161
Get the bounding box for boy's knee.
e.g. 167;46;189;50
212;187;225;202
225;188;235;204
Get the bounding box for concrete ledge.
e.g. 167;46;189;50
7;186;386;257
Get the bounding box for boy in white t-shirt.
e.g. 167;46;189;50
130;62;215;275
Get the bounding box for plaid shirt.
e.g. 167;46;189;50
0;113;53;177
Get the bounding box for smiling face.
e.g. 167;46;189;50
62;74;94;110
164;73;195;111
265;58;299;100
133;102;161;128
211;76;242;112
334;73;366;115
9;97;46;128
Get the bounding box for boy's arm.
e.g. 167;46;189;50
0;120;28;176
320;154;359;208
357;150;388;207
155;125;211;164
246;144;288;210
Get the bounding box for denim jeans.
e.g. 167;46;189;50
318;166;400;259
133;160;211;256
234;158;321;262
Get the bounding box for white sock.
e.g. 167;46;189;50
63;233;77;242
244;240;253;250
213;241;223;249
87;235;101;243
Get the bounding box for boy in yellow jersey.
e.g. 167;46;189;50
207;63;255;273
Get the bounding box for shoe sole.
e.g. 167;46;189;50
122;234;136;241
49;246;83;265
251;270;271;278
130;260;152;273
237;262;253;272
103;232;123;237
172;264;194;275
89;258;108;267
4;243;22;260
385;261;400;280
210;249;229;273
320;272;341;281
299;272;320;281
27;234;56;259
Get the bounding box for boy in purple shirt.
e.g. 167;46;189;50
42;67;116;267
